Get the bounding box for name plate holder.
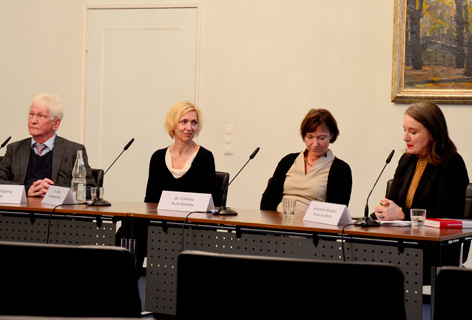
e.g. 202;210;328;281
303;200;353;226
158;190;215;212
42;186;78;206
0;185;27;204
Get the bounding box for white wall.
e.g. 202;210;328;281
1;0;471;223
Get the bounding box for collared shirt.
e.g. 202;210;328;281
31;134;56;156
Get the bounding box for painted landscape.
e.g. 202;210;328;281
405;0;472;89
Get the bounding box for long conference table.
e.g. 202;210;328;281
1;198;472;320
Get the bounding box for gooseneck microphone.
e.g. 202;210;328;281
0;136;11;150
89;138;135;206
215;147;260;216
354;149;395;227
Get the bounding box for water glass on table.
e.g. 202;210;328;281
91;187;104;202
410;209;426;228
282;199;296;218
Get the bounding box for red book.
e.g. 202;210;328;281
425;218;463;229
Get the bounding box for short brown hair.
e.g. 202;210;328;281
300;108;339;143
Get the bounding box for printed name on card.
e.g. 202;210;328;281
303;200;353;226
42;186;78;206
0;185;27;204
158;190;215;212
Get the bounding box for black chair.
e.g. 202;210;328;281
385;178;393;197
434;266;472;320
216;171;229;208
91;168;104;187
464;183;472;219
177;251;406;320
0;241;141;318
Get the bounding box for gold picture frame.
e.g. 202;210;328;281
392;0;472;104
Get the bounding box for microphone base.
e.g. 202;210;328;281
353;217;380;227
88;198;112;206
215;207;238;216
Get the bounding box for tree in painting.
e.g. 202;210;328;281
405;0;472;89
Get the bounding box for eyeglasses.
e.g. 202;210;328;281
27;112;50;121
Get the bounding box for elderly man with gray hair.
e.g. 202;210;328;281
0;93;95;197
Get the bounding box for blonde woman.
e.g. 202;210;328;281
145;101;220;204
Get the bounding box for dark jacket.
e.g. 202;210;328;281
0;136;96;192
388;152;469;219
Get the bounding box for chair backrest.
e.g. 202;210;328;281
91;168;104;187
177;251;406;320
434;266;472;319
386;178;393;197
216;171;230;208
0;241;141;318
386;179;472;218
464;183;472;219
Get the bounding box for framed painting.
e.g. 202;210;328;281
392;0;472;104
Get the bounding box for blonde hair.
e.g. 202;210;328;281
164;101;202;138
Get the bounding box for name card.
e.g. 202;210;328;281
0;185;27;204
303;200;353;226
42;186;78;206
158;191;215;212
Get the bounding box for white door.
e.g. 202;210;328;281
84;6;199;202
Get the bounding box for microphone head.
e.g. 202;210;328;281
386;150;395;164
124;138;135;150
249;147;260;159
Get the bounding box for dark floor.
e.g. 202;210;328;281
423;305;431;319
138;270;154;318
423;294;431;320
138;275;146;314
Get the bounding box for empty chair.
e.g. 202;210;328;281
177;250;406;320
0;241;141;318
434;266;472;320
